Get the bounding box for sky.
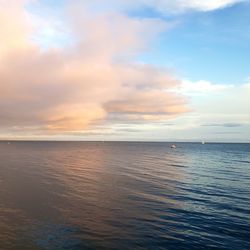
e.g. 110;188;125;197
0;0;249;142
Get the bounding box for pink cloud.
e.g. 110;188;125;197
0;1;188;137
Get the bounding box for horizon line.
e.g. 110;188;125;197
0;140;249;143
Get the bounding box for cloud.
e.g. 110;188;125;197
0;1;188;137
202;123;242;127
163;80;250;141
0;0;32;55
105;89;188;120
80;0;247;14
104;65;189;121
174;79;233;95
144;0;246;13
192;82;250;115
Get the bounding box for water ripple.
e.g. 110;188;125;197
0;142;249;249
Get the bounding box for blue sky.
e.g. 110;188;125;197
0;0;249;141
134;2;250;84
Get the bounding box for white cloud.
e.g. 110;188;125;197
174;79;250;117
160;80;250;141
81;0;247;14
174;79;233;95
146;0;246;13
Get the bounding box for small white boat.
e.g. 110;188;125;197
202;141;205;145
171;144;176;149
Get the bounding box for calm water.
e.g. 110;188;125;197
0;142;249;250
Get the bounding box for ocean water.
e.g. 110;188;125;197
0;142;249;250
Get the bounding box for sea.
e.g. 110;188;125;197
0;141;249;250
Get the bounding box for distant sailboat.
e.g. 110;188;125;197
202;141;205;145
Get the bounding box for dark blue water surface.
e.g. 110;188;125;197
0;142;249;249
